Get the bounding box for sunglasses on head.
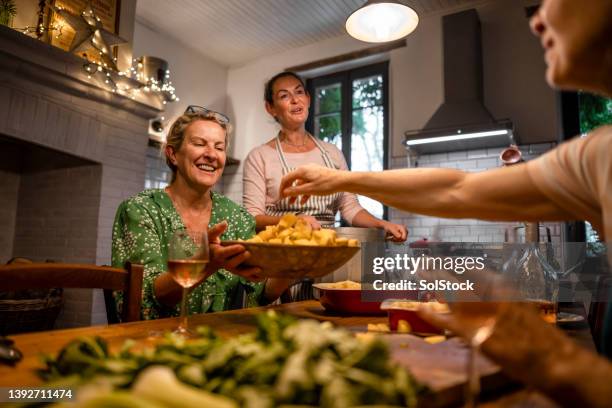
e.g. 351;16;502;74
185;105;230;124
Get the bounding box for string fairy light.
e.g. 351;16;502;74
15;1;179;105
81;57;179;104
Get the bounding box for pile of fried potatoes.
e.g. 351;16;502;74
326;280;361;289
245;213;359;247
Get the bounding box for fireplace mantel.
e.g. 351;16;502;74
0;24;161;118
0;24;159;328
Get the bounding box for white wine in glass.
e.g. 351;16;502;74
168;229;209;336
168;259;209;288
450;302;498;408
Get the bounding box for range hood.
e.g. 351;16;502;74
404;9;513;154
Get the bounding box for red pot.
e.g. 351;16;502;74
314;284;385;315
381;300;448;334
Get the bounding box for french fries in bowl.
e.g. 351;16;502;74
313;280;386;315
221;214;360;279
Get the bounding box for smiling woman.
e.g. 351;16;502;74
111;110;292;320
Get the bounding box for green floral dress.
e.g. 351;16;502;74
111;188;263;320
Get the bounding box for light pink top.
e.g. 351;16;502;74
526;125;611;241
243;141;364;224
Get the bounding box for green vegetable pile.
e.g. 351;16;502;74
39;311;421;407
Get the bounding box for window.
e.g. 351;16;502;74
579;92;611;251
579;92;612;134
306;62;389;220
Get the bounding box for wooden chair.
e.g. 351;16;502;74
0;262;144;322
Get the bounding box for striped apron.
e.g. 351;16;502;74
267;134;341;227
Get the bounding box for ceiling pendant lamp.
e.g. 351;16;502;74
346;0;419;43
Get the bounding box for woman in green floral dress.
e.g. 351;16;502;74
112;107;291;320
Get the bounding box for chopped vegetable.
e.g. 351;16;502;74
132;366;236;408
39;311;421;407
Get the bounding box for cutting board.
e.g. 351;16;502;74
383;334;512;407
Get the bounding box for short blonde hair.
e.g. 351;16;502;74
164;112;232;182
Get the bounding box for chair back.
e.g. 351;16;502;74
280;278;315;303
0;262;143;322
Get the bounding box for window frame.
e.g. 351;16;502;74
305;61;390;220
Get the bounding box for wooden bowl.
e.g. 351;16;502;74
220;241;360;279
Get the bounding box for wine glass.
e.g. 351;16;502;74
417;264;502;408
448;302;499;408
168;229;209;336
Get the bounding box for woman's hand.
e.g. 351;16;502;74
297;214;321;230
279;164;345;205
209;224;297;302
207;222;264;282
154;222;264;307
379;220;408;242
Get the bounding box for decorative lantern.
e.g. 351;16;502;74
134;56;177;103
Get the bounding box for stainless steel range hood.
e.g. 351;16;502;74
404;9;514;154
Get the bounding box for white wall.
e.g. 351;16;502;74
132;19;229;125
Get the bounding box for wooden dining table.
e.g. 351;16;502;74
0;300;595;407
0;300;385;387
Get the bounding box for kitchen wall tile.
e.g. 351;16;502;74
486;147;504;157
448;151;468;160
475;158;499;169
467;149;489;159
396;143;558;244
455;160;478;169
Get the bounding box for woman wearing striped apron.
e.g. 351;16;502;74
243;71;407;300
269;134;342;227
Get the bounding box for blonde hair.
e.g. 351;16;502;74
164;112;232;182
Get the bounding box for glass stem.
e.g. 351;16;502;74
179;287;188;331
465;344;479;408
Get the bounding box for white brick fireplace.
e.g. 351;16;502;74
0;25;160;328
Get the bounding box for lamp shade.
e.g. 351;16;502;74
346;0;419;43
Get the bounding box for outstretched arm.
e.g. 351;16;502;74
279;163;575;222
